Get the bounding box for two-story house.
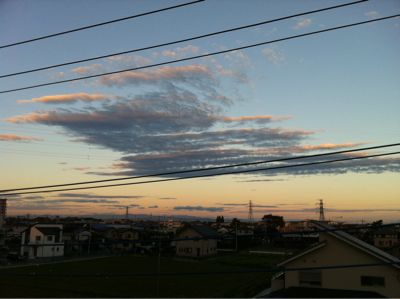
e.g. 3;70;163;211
20;224;64;259
175;224;218;258
270;221;400;298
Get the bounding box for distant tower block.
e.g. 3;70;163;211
318;199;325;222
248;200;254;223
0;198;6;226
125;206;129;220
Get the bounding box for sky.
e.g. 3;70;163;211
0;0;399;222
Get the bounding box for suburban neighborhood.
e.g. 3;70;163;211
1;196;400;297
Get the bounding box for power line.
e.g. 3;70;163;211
2;151;399;197
1;143;398;193
0;0;368;79
1;14;398;94
1;261;399;277
0;0;204;50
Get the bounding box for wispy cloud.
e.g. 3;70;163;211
293;18;312;29
262;48;285;64
174;206;224;212
0;134;42;142
98;65;213;88
160;45;200;58
17;93;114;104
365;11;381;19
71;64;103;75
55;193;144;199
221;115;291;124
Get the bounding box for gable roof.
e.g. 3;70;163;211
267;286;385;298
191;224;218;238
312;221;400;268
177;224;219;239
278;241;326;266
36;226;61;235
279;221;400;269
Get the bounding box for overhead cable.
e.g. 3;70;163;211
0;0;367;78
1;143;398;193
1;151;399;197
0;0;204;49
0;14;399;95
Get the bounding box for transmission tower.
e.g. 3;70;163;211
318;199;325;222
248;200;254;223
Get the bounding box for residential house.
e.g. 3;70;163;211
20;224;64;259
111;228;139;252
270;221;400;298
175;224;218;258
373;228;399;249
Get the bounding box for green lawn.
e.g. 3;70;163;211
0;253;284;298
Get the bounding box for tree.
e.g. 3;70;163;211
216;216;224;223
262;214;284;229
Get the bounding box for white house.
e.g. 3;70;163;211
175;224;218;258
21;224;64;259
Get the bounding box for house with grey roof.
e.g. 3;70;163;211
269;221;400;298
175;223;218;258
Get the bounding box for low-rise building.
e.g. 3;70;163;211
373;228;399;249
270;221;400;298
175;224;218;258
20;224;64;259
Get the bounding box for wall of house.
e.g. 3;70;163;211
175;228;217;258
21;225;64;259
27;244;64;258
284;233;400;298
374;234;399;249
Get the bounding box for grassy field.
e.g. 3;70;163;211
0;253;284;298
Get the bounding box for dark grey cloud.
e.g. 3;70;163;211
237;178;286;183
216;203;248;206
7;63;400;179
97;65;220;98
174;205;224;212
159;197;176;200
102;204;141;209
148;205;158;208
92;151;400;178
55;193;143;199
25;199;119;204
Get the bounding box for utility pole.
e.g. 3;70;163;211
156;216;161;297
87;224;91;255
235;221;238;252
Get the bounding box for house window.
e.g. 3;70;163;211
56;247;59;252
361;276;385;287
35;236;41;241
47;235;53;242
299;270;322;286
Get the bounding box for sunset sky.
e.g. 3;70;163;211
0;0;399;222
